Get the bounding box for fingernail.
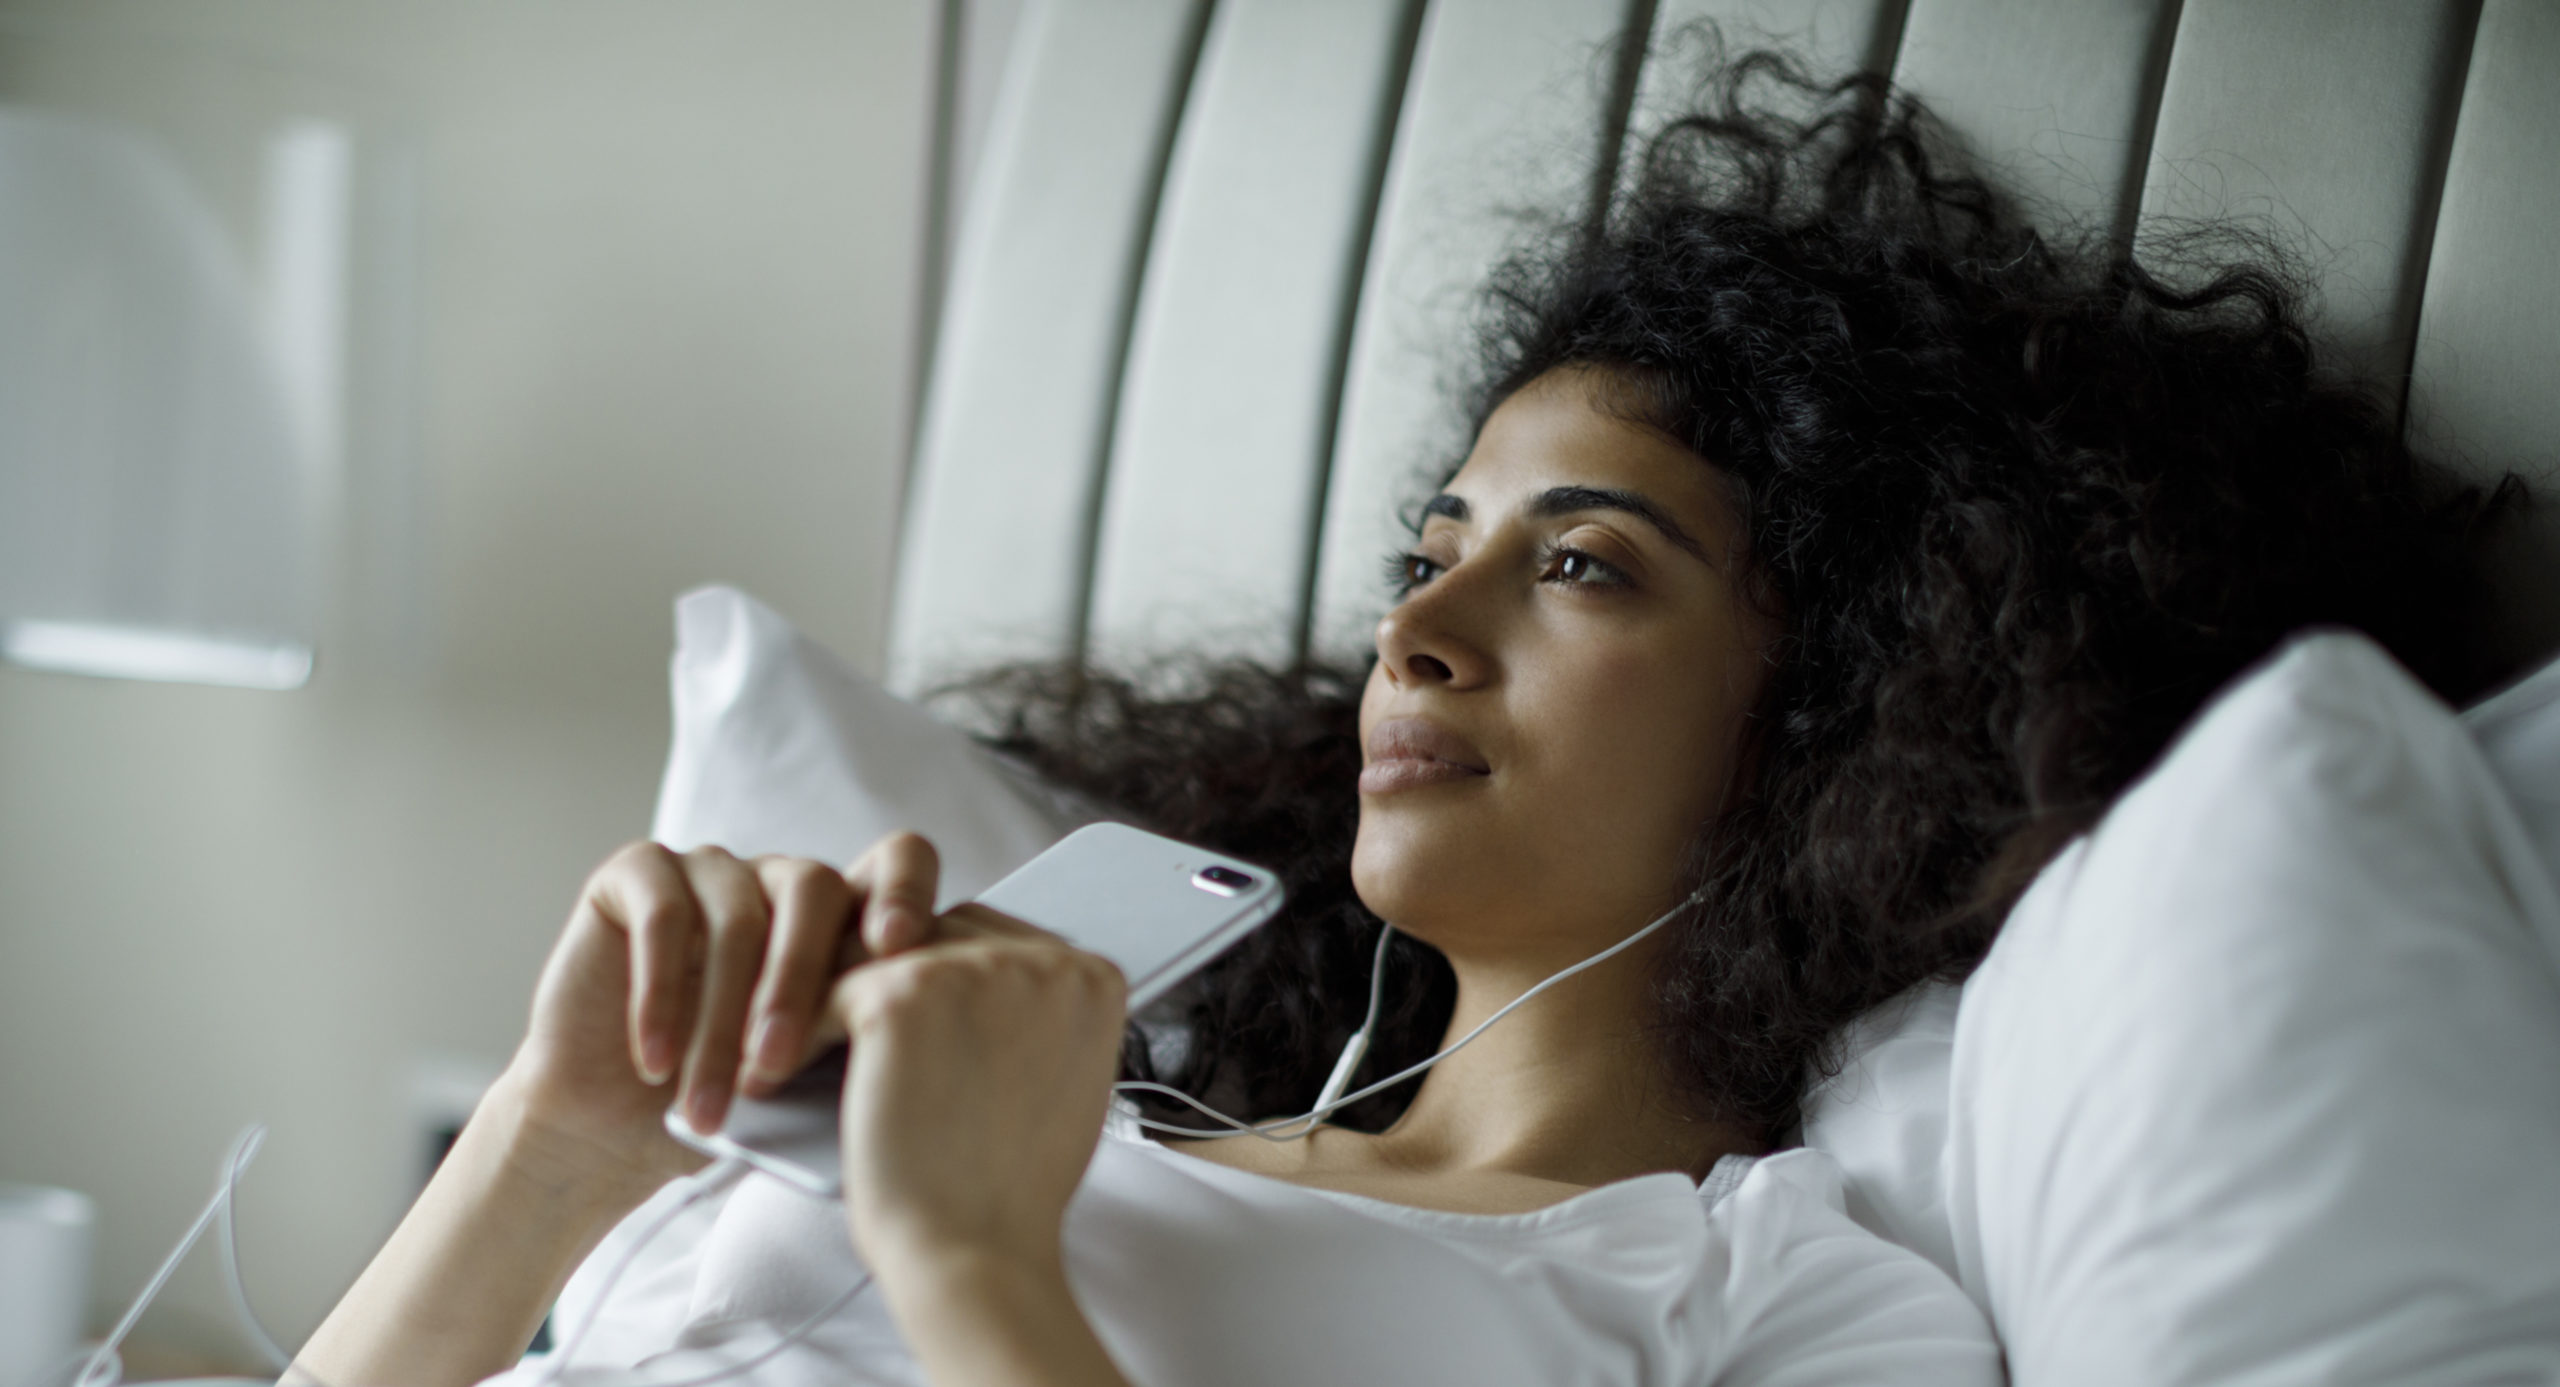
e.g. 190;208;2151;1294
750;1014;789;1077
640;1033;675;1085
687;1081;728;1135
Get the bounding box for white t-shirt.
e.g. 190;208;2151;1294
495;1131;1996;1387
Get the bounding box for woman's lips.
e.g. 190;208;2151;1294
1360;717;1490;795
1359;758;1488;794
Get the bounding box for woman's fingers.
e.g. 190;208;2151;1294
569;832;953;1134
849;832;943;958
932;901;1058;943
672;847;772;1134
827;923;1129;1270
743;856;857;1090
592;842;703;1088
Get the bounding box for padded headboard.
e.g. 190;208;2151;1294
888;0;2560;693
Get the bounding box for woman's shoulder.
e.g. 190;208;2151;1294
1706;1149;2003;1387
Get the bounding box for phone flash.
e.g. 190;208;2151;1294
1191;865;1254;896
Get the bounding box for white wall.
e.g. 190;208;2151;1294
0;0;935;1366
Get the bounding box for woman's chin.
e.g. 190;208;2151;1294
1350;824;1513;931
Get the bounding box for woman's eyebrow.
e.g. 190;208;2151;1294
1529;485;1710;562
1420;487;1712;562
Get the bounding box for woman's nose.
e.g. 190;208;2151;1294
1374;582;1493;691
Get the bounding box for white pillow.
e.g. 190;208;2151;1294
649;585;1084;904
2460;647;2560;889
1796;980;1962;1277
1939;632;2560;1383
1802;641;2560;1293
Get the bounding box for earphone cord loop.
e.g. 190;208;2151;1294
220;1125;297;1373
97;1134;865;1387
532;1158;749;1385
74;1125;284;1387
532;1157;875;1387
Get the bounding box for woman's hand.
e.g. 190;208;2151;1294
503;833;948;1191
829;882;1129;1279
824;856;1138;1387
299;833;948;1387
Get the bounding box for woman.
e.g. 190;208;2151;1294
298;49;2504;1387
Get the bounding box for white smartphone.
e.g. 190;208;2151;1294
973;822;1286;1010
663;823;1284;1196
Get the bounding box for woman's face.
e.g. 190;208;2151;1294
1353;368;1777;968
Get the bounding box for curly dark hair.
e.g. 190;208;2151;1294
966;47;2516;1146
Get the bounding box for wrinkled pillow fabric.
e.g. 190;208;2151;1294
1803;641;2560;1301
2461;648;2560;968
1796;981;1961;1280
650;585;1084;903
1942;632;2560;1383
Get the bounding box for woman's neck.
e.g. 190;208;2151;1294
1356;942;1755;1188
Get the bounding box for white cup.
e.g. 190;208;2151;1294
0;1184;93;1387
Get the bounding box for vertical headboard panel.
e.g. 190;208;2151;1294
1083;0;1424;667
2408;0;2560;475
1888;0;2173;239
1307;0;1652;659
888;0;1210;693
2407;0;2560;664
2134;0;2478;389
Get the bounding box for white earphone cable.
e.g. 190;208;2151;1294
89;1133;869;1387
74;1125;283;1387
530;1157;876;1387
217;1123;295;1374
1113;889;1703;1142
530;1159;748;1384
1309;921;1395;1111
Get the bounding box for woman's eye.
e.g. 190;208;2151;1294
1384;550;1443;594
1542;545;1630;588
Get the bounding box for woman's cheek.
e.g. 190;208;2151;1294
1534;639;1684;769
1533;640;1730;837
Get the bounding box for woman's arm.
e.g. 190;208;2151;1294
290;1073;659;1387
876;1249;1132;1387
297;840;921;1387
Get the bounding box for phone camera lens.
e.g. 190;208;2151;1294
1192;865;1254;896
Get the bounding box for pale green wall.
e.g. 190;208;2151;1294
0;0;935;1365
